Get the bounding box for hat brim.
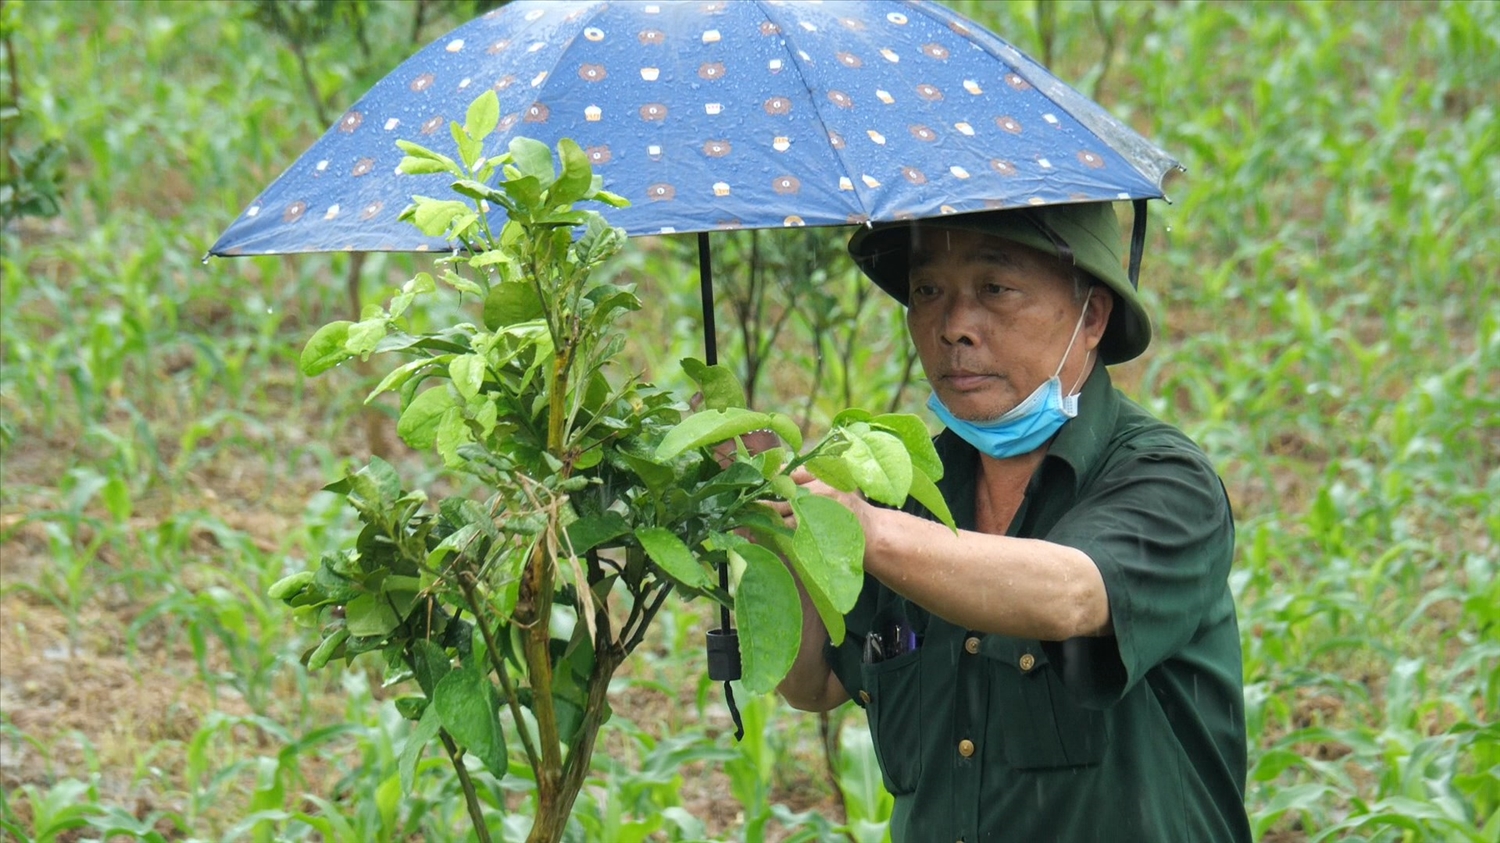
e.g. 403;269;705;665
849;204;1152;364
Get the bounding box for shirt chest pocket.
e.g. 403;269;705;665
979;636;1108;769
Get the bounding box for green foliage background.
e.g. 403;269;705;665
0;1;1495;841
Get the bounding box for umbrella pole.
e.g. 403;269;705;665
1129;198;1148;289
698;232;746;740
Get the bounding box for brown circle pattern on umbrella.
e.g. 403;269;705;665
1078;150;1106;169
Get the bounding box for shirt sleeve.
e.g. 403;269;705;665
1040;440;1235;709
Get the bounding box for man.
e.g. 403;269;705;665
775;203;1252;842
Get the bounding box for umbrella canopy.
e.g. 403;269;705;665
210;0;1179;256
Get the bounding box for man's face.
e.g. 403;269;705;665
905;227;1110;422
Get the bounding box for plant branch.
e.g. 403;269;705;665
458;569;542;775
439;728;495;843
622;582;674;655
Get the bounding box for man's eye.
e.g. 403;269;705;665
910;282;938;298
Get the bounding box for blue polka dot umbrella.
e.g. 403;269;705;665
209;0;1180;257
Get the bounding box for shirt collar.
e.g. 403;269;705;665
1042;363;1121;493
930;363;1121;529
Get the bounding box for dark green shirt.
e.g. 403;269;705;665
828;366;1251;842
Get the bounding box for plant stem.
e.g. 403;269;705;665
459;571;542;774
439;729;495;843
533;622;623;843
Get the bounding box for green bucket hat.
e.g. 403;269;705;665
848;202;1152;364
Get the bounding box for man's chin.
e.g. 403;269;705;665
939;393;1012;424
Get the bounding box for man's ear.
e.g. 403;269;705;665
1083;286;1115;350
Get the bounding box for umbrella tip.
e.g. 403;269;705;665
200;252;212;265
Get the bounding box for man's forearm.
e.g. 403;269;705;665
864;507;1112;641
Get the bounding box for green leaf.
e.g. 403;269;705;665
410;639;452;698
300;321;354;376
365;355;450;404
435;406;472;468
655;407;775;460
551;137;593;205
765;412;804;452
411;198;473;237
398;156;457;176
789;492;864;618
398;704;442;794
805;455;858;492
464;90;501;140
397;387;457;450
346;317;389;358
734;543;802;694
841;427;912;507
831;408;873;427
484;280;544;329
433;662;507;779
682;358;746;410
592;188;630;208
307;627;349;670
508;136;556;188
448;354;486;401
441;268;486;297
268;571;315;601
345;593;400;638
907;469;956;530
635;526;709;588
565;512;631;555
395;140;461;176
871;413;941;479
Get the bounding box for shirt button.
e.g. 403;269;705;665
859;690;872;705
1019;653;1036;672
964;636;980;654
958;739;975;757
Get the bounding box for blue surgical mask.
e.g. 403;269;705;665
926;304;1091;460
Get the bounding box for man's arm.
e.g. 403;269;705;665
776;567;851;711
861;506;1112;641
777;475;1111;642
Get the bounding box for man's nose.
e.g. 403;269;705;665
940;297;981;346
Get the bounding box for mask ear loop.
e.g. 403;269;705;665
1053;297;1091;381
